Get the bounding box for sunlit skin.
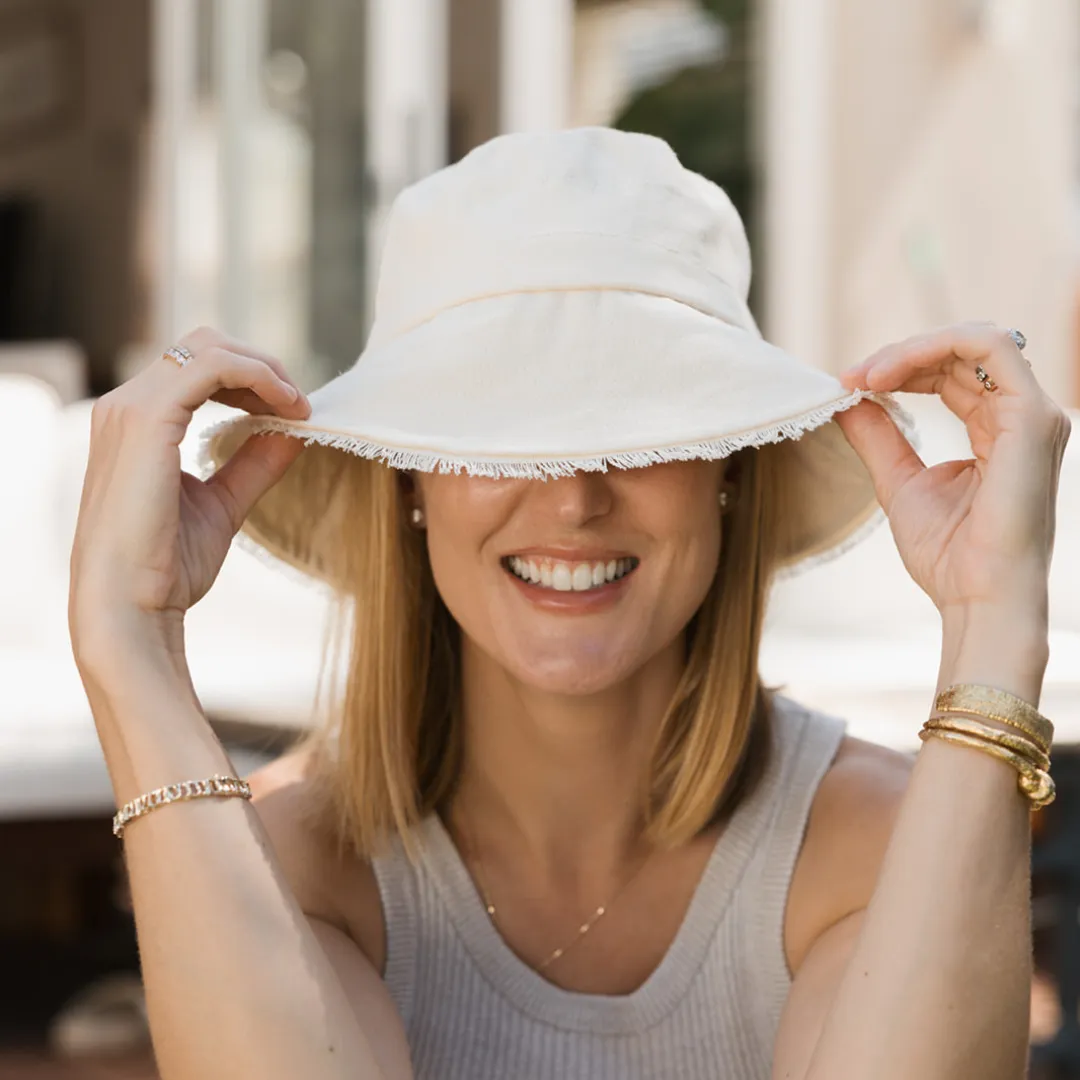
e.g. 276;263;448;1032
414;460;727;697
410;459;734;888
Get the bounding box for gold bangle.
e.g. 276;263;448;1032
934;683;1053;756
113;774;252;838
922;716;1051;771
919;728;1055;808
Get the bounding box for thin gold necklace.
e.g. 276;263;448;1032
458;815;654;972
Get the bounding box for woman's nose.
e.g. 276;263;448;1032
539;471;614;526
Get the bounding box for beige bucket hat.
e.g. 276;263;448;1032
200;126;912;588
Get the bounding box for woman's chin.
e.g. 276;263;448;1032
522;672;628;697
503;649;641;697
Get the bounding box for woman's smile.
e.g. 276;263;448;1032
503;553;639;591
499;549;641;612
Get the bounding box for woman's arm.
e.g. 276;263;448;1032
773;321;1071;1080
69;327;410;1079
773;610;1044;1080
80;625;409;1080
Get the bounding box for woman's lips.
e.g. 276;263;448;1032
503;554;639;592
500;554;638;612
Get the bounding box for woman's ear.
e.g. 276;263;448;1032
718;452;747;511
401;471;426;528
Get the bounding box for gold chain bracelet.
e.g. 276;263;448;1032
113;774;252;838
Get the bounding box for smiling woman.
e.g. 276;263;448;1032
272;443;787;858
70;126;1070;1080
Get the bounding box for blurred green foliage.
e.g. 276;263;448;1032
613;0;757;297
698;0;752;25
614;55;752;225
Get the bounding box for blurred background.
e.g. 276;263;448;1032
1;0;1078;1074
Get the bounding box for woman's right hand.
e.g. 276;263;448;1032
69;327;311;670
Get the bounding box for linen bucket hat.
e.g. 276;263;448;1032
200;126;912;588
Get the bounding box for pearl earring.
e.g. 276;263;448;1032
718;489;731;510
410;507;425;527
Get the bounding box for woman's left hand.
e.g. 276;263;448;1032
833;323;1071;620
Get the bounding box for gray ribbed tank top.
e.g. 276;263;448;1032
371;693;846;1079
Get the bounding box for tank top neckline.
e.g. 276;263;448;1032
413;704;806;1035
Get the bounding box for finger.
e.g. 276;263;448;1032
862;362;986;422
204;431;307;531
162;344;311;417
832;399;926;512
163;346;311;420
837;325;977;389
210;386;300;416
208;341;302;396
175;327;305;398
856;324;1038;398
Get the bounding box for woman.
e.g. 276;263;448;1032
70;128;1070;1079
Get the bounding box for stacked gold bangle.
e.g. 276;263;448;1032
113;774;252;838
920;684;1055;809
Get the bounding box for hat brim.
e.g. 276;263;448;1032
199;290;913;586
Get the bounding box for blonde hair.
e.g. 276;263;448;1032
299;442;793;857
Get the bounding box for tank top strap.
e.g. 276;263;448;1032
370;832;420;1031
736;693;848;1049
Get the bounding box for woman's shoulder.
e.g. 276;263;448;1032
779;697;915;975
247;747;387;972
767;691;911;797
808;730;914;871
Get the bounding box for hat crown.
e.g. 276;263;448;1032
204;133;892;588
371;127;755;344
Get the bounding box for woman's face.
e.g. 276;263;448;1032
413;461;727;695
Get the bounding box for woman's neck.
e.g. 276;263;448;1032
450;635;686;876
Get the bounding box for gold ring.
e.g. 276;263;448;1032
975;364;998;393
163;345;194;368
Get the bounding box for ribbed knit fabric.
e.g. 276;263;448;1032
371;693;846;1079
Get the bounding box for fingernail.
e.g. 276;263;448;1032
283;382;299;402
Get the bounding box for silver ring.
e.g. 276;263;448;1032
975;364;998;393
1006;328;1027;352
163;344;194;368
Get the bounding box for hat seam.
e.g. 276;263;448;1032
373;282;752;351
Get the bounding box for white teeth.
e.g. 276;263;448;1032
571;564;593;591
507;556;636;591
